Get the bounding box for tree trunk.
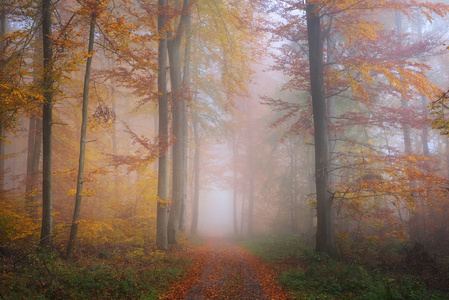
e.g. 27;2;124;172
306;3;336;257
289;141;298;233
0;125;4;193
156;0;169;250
167;0;190;245
40;0;54;250
232;133;238;236
326;31;337;199
26;18;43;218
394;12;412;154
179;17;191;234
395;11;420;240
66;14;96;259
26;117;42;218
190;113;200;235
0;0;7;193
247;126;254;236
416;21;429;157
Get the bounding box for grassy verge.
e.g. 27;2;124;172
1;246;190;299
241;234;449;299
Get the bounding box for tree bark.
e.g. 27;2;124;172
40;0;54;250
394;12;412;154
179;14;192;234
306;3;336;257
156;0;169;250
247;126;254;236
0;124;4;193
232;133;238;236
167;0;190;245
26;16;43;218
416;21;429;157
0;0;7;193
190;113;200;235
66;13;96;259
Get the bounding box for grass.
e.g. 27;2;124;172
241;234;449;300
1;246;190;299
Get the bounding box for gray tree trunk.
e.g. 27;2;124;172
394;12;412;154
306;3;337;257
416;21;429;156
190;113;200;235
232;133;238;236
66;14;96;259
156;0;169;250
247;126;254;236
167;0;190;245
40;0;54;250
26;17;43;218
179;15;192;234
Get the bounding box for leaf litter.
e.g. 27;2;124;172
162;238;293;299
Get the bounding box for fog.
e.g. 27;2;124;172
197;189;233;237
2;1;449;260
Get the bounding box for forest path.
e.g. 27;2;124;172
162;237;291;299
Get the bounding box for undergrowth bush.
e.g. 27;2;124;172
242;234;449;300
1;248;188;299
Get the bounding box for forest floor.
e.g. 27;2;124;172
2;234;449;299
162;237;292;299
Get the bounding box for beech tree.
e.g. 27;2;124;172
66;0;103;259
156;0;169;250
167;0;190;245
265;0;449;256
39;0;54;250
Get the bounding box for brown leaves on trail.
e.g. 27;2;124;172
162;238;292;300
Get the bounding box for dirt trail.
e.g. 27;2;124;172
163;238;291;300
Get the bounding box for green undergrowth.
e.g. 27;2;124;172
1;246;190;299
241;234;449;300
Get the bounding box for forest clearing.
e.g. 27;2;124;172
2;0;449;299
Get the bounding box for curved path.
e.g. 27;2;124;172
163;238;292;300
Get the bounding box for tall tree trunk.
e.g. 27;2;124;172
26;117;42;217
0;0;7;193
247;126;254;236
395;12;412;154
110;68;118;194
40;0;54;250
26;17;43;218
179;15;192;233
0;125;4;193
190;113;200;235
232;133;238;236
240;178;246;235
66;14;96;259
416;21;429;157
395;11;420;240
156;0;169;250
326;31;337;201
306;3;336;257
289;141;298;233
167;0;190;245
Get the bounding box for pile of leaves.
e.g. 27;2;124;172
162;238;291;299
